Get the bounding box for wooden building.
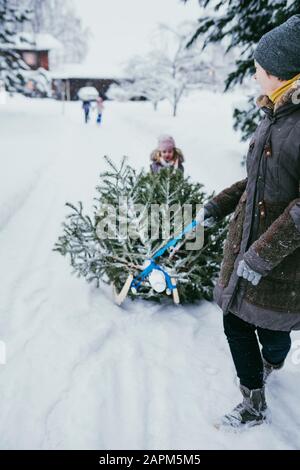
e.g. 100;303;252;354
51;65;119;101
8;33;60;71
0;33;61;96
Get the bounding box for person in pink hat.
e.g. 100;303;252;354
150;135;184;174
95;96;104;125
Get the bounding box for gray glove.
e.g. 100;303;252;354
195;207;216;228
237;260;262;286
203;215;216;228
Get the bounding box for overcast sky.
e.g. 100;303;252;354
73;0;202;76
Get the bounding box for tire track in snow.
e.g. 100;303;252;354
0;175;58;336
41;323;117;450
98;333;152;449
0;162;52;233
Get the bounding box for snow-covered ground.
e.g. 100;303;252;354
0;93;300;450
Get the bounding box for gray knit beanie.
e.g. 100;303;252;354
254;14;300;80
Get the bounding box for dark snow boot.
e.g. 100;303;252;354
218;384;268;429
263;357;284;383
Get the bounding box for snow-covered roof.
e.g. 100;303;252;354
0;33;62;51
77;86;99;101
50;63;121;80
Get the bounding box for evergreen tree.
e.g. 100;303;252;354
26;0;90;66
54;157;228;304
0;0;31;92
183;0;300;140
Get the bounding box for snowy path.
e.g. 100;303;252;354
0;95;300;449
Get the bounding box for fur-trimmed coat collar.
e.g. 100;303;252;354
150;147;185;164
256;78;300;114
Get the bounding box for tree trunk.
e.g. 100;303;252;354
173;101;177;117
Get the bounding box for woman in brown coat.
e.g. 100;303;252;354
204;15;300;428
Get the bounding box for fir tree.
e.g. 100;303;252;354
54;157;229;304
0;0;32;92
183;0;300;140
27;0;90;66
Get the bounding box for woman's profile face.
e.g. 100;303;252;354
253;60;284;95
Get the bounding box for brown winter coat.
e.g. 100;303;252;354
205;80;300;317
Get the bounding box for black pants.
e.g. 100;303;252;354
223;312;291;389
84;109;90;123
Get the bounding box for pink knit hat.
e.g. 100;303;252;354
158;134;176;151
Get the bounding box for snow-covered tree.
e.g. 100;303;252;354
0;0;31;92
109;22;234;116
155;22;235;115
24;0;90;65
107;56;166;110
106;80;137;102
182;0;300;139
22;66;52;97
54;157;228;304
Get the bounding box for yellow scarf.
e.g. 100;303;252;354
269;72;300;104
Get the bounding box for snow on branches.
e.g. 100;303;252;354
54;156;228;304
107;22;233;116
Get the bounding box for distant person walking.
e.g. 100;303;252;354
82;100;91;124
96;97;104;125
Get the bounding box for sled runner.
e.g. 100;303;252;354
114;274;134;306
